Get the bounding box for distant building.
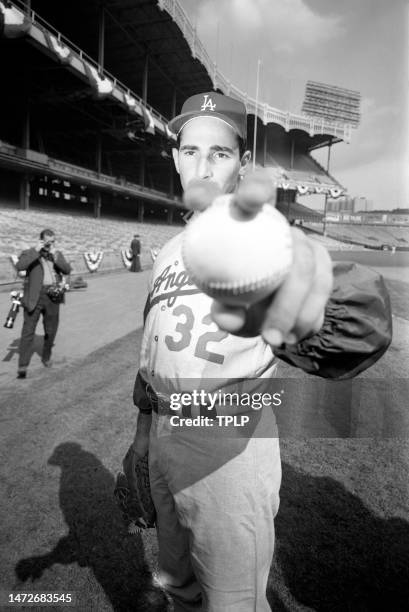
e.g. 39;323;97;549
326;195;354;213
354;196;373;212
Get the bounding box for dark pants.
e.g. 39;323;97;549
18;288;60;369
130;255;141;272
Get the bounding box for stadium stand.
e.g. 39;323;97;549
0;208;182;256
265;151;334;184
0;0;376;284
0;208;182;283
323;224;409;249
303;230;362;251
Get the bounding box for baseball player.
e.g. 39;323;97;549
129;93;392;611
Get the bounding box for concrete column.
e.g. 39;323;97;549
290;139;295;169
142;54;149;103
263;129;267;166
96;132;102;174
94;191;102;218
20;97;31;210
287;189;292;220
19;175;30;210
138;201;145;223
98;4;105;69
22;98;30;150
171;87;177;117
323;139;333;235
139;146;145;187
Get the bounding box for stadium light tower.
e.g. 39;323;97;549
301;81;361;234
301;81;361;127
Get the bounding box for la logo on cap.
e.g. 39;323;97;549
201;94;216;111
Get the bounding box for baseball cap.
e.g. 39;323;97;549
169;92;247;142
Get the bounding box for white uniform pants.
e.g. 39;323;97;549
149;408;281;611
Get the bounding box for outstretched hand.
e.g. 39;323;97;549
255;226;332;346
184;170;333;347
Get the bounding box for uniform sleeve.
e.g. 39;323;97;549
274;261;393;380
133;370;158;414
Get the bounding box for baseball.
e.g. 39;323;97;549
182;177;293;330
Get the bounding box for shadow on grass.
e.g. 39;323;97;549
269;462;409;611
15;442;168;612
2;334;43;364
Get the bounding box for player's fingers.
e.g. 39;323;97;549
183;179;221;211
291;243;333;340
261;228;315;346
235;170;276;216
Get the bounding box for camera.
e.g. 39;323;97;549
40;245;54;261
46;283;66;303
4;291;23;329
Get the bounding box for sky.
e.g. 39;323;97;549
178;0;408;211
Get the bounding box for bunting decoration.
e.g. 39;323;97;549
150;247;160;262
83;62;113;97
121;249;133;269
124;93;138;112
329;187;343;198
0;1;30;38
277;182;345;196
44;31;72;64
165;123;177;141
9;254;26;277
83;250;104;272
297;185;309;195
140;105;155;135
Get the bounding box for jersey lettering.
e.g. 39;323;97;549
164;306;227;364
165;304;194;351
194;314;227;364
149;263;197;308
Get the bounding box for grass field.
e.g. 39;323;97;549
0;272;408;611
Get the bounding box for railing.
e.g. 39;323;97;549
158;0;353;143
8;0;170;131
6;0;353;143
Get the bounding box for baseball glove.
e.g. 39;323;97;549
114;445;156;534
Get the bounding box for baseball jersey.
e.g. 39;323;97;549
139;232;278;403
136;234;393;411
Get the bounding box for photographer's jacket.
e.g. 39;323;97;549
16;248;71;312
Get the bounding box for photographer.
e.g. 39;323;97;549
15;229;71;379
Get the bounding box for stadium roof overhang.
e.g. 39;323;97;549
2;0;352;146
0;0;348;202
